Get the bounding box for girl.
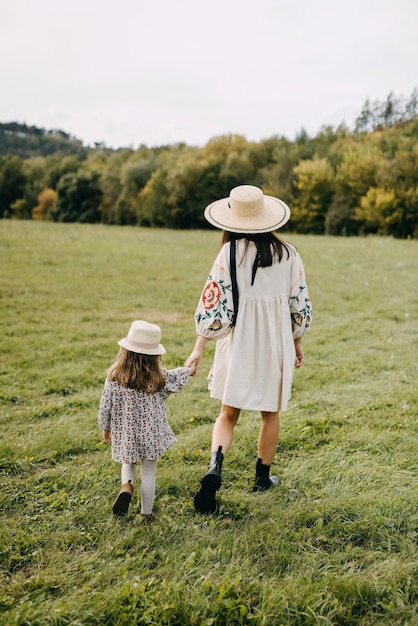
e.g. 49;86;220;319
186;185;312;513
99;320;195;521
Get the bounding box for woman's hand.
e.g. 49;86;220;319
185;335;209;373
185;349;202;372
294;339;304;368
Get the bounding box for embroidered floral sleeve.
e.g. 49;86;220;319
194;246;235;339
289;252;312;339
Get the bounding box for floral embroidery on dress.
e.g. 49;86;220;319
195;275;234;335
291;312;304;327
290;284;312;330
202;281;221;310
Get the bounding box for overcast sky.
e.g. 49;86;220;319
1;0;417;149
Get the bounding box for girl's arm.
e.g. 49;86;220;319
98;380;112;434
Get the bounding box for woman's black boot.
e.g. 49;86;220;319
252;458;280;492
194;446;223;513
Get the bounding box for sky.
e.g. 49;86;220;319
1;0;417;149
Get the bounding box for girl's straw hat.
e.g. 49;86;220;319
204;185;291;234
118;320;166;355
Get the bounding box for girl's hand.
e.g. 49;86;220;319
188;363;197;376
103;430;111;443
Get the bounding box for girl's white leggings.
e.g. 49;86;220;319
121;460;157;515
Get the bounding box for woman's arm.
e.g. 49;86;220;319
185;335;209;372
294;337;304;368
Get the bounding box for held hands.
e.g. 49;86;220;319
185;348;202;374
185;336;209;376
188;362;197;376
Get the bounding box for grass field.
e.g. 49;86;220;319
0;220;417;625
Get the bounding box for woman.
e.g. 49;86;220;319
186;185;312;513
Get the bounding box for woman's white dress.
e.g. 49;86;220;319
194;240;311;412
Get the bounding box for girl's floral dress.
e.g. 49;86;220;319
98;367;190;463
194;240;311;412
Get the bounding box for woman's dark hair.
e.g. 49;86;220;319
221;231;290;268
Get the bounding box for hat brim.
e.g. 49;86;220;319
204;195;291;233
118;339;166;355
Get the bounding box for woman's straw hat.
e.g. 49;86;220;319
118;320;166;355
204;185;291;234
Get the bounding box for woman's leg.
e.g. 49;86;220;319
258;411;280;464
253;411;280;492
210;404;241;453
194;405;240;514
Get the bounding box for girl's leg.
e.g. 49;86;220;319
122;462;137;485
140;459;157;516
113;463;136;516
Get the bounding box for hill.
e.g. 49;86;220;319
0;121;89;158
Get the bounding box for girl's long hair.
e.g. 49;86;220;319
107;348;165;393
221;231;290;267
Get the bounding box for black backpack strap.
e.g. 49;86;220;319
251;251;260;286
230;239;239;327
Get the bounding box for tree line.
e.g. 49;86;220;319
1;90;418;238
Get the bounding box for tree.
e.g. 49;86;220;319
96;149;134;225
54;170;102;223
21;157;48;219
375;145;418;237
32;188;57;220
0;155;26;218
355;187;396;234
45;155;82;190
137;168;171;227
335;142;382;199
325;141;383;235
405;87;418;120
292;156;335;233
258;137;299;207
355;99;373;132
355;88;418;134
381;91;401;127
325;194;358;236
118;156;157;225
165;157;224;228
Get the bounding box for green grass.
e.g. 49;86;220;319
0;220;417;625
